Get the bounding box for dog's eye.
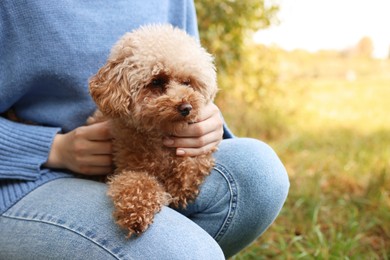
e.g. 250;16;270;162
182;79;191;86
151;78;167;88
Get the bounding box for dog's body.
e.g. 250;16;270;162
89;25;218;236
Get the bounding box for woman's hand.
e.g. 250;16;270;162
163;102;224;156
44;121;113;175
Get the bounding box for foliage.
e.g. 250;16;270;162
216;43;287;139
195;0;279;73
195;1;285;139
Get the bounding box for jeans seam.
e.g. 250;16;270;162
212;163;238;242
1;213;129;260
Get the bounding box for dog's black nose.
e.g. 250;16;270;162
178;103;192;116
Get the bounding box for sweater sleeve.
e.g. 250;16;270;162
0;117;61;181
185;0;200;39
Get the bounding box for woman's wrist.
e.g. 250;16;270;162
44;134;64;169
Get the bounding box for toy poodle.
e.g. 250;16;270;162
89;24;218;236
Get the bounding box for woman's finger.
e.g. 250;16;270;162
175;141;220;157
163;128;222;149
172;112;223;140
88;141;113;155
75;154;113;167
76;121;113;141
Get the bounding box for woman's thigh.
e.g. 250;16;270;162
0;178;224;260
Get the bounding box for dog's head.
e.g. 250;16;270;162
89;24;217;134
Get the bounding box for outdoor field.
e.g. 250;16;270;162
225;51;390;259
193;2;390;258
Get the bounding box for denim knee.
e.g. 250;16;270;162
213;138;290;257
215;138;290;206
229;137;290;210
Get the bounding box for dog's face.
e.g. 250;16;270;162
89;25;217;134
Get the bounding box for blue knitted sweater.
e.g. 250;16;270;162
0;0;201;214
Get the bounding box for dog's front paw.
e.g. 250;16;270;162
107;171;171;237
113;202;160;237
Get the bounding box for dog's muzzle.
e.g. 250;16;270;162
178;103;192;117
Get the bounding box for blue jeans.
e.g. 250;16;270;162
0;138;289;259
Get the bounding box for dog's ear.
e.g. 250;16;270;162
89;60;131;117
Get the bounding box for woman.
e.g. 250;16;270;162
0;1;289;259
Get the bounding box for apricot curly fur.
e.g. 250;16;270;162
89;24;218;237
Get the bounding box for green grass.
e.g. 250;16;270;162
224;56;390;259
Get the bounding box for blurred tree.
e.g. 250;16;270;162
195;0;279;73
388;44;390;59
355;36;373;58
195;1;285;139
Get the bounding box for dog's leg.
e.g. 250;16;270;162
107;170;171;237
164;156;214;209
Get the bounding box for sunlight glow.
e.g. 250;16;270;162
254;0;390;58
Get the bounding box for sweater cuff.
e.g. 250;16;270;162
0;117;61;180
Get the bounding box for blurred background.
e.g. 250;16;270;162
195;0;390;259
